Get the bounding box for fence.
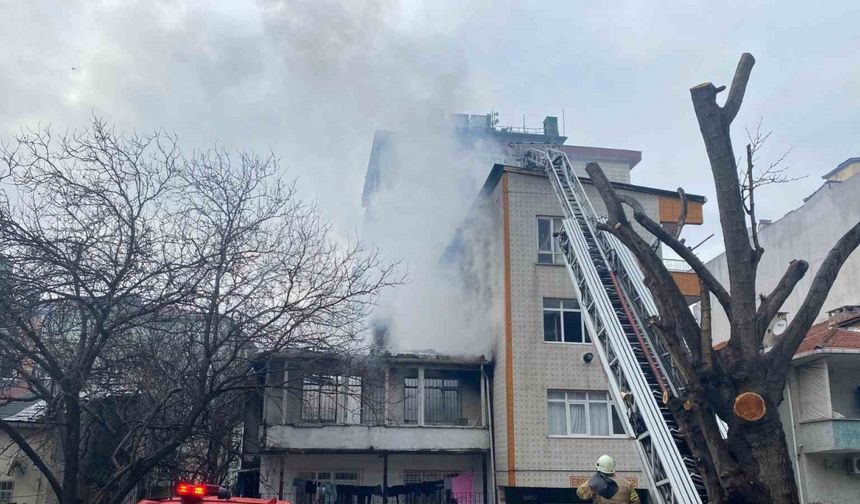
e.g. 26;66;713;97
263;492;487;504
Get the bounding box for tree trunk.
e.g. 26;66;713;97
724;409;799;504
61;397;82;504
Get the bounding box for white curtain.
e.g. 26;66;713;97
589;402;609;435
548;402;566;435
569;403;587;434
798;361;831;421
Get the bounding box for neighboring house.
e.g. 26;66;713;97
704;158;860;504
245;351;491;504
259;112;703;504
783;305;860;504
0;391;54;504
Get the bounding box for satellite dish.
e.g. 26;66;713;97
772;318;788;336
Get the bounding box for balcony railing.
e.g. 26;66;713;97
662;258;692;272
265;492;487;504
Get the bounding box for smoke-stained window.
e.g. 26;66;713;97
547;390;625;436
537;216;565;264
424;378;462;424
543;298;590;343
301;375;362;424
404;377;418;424
0;480;13;503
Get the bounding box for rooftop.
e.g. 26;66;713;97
794;305;860;360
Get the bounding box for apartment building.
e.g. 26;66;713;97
246;351;492;504
246;113;706;503
705;158;860;504
462;150;703;504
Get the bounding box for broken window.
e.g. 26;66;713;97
537;216;565;264
547;390;625;436
543;298;590;343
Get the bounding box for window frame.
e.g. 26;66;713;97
0;480;13;503
536;216;565;265
542;298;591;344
547;390;627;438
423;377;462;425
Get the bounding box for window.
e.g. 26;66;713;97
543;298;590;343
424;378;462;424
301;375;362;424
547;390;626;436
537;216;565;264
296;471;359;483
404;377;418;424
0;481;12;503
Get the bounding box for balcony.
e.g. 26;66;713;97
662;259;700;302
797;418;860;453
259;355;490;452
264;423;490;452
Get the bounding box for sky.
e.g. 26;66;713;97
2;0;858;351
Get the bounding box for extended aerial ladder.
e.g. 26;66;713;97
525;148;707;504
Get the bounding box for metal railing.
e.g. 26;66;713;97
662;258;692;273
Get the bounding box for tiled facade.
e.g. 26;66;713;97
487;166;658;496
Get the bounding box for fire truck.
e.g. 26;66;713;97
138;483;291;504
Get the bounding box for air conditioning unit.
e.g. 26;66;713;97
851;456;860;475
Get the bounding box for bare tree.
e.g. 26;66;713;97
0;118;398;504
583;53;860;503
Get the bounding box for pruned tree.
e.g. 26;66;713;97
585;53;860;503
0;118;398;504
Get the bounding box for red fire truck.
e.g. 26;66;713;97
138;483;291;504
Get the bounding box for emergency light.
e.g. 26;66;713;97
176;482;228;502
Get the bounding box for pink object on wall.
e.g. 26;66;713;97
452;473;473;497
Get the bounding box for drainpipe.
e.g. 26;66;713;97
786;374;804;504
482;365;497;504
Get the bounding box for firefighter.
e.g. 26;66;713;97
576;455;640;503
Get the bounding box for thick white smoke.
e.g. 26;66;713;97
361;121;504;358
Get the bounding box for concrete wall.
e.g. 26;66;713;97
491;169;660;490
796;453;860;504
705;172;860;343
569;158;632;185
265;424;489;452
0;427;56;504
260;453;486;500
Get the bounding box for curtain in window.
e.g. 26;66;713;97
548;402;566;435
569;403;587;434
589;402;609;435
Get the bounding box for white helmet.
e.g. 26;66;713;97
596;454;616;474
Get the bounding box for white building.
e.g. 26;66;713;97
704;158;860;504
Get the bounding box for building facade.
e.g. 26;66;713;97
474;153;702;504
704;159;860;504
248;352;491;504
247;113;706;504
0;392;54;504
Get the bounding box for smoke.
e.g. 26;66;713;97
0;0;500;357
362;121;504;358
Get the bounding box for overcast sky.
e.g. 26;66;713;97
2;0;858;262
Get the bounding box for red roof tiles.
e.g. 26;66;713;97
795;313;860;356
